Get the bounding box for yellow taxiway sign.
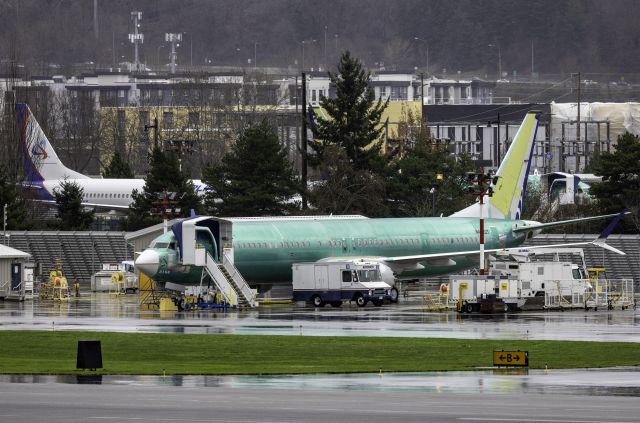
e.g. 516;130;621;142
493;350;528;367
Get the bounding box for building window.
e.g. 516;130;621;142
188;112;199;128
311;90;317;103
390;86;408;101
163;112;173;129
380;86;387;99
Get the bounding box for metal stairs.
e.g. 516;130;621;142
201;252;257;307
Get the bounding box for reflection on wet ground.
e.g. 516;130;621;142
0;293;638;341
3;368;640;396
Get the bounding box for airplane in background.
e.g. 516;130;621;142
134;111;627;300
17;103;206;210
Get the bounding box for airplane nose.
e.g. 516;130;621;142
135;249;160;277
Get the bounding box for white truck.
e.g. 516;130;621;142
449;249;591;313
292;261;392;307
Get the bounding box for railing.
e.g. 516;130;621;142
204;252;238;306
222;253;257;307
544;278;635;310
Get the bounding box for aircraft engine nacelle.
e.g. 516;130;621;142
377;262;396;287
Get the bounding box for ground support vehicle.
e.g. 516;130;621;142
292;261;392;307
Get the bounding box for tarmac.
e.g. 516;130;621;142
0;293;638;342
2;292;640;420
1;375;640;423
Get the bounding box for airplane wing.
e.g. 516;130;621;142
511;212;627;233
31;198;130;211
381;210;627;272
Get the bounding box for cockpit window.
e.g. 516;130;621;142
155;242;170;249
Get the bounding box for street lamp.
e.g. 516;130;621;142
413;37;429;76
488;42;502;80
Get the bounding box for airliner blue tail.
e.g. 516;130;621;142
17;103;88;185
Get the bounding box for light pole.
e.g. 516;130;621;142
300;39;316;71
156;44;165;67
253;41;258;70
183;32;193;67
323;26;327;70
488;42;502;79
165;33;182;74
413;37;429;75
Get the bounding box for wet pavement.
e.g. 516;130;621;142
0;293;639;342
2;368;640;396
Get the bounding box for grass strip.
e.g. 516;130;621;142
0;330;638;375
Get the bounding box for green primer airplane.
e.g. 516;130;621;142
135;111;623;299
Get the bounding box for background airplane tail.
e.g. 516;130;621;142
451;111;540;219
16;103;88;183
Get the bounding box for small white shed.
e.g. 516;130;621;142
0;244;32;300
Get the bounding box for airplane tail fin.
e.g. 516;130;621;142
16;103;88;184
452;111;540;219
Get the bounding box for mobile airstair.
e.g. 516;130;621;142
198;250;257;307
177;217;257;308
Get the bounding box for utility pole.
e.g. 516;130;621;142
165;33;182;74
144;117;159;149
128;12;144;72
301;72;308;210
575;72;582;171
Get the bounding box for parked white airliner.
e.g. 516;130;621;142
17;103;206;210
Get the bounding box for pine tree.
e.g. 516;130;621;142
126;147;201;230
384;108;476;217
312;50;388;172
588;131;640;232
53;178;94;230
0;164;30;230
202;120;300;216
102;151;134;178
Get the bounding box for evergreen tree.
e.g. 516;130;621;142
308;145;388;217
588;131;640;232
102;151;134;178
202;120;300;216
385;139;475;217
53;178;94;230
0;164;30;230
312;50;388;172
126;147;201;230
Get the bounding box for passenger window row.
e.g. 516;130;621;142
84;192;132;199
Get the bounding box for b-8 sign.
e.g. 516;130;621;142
493;350;528;367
